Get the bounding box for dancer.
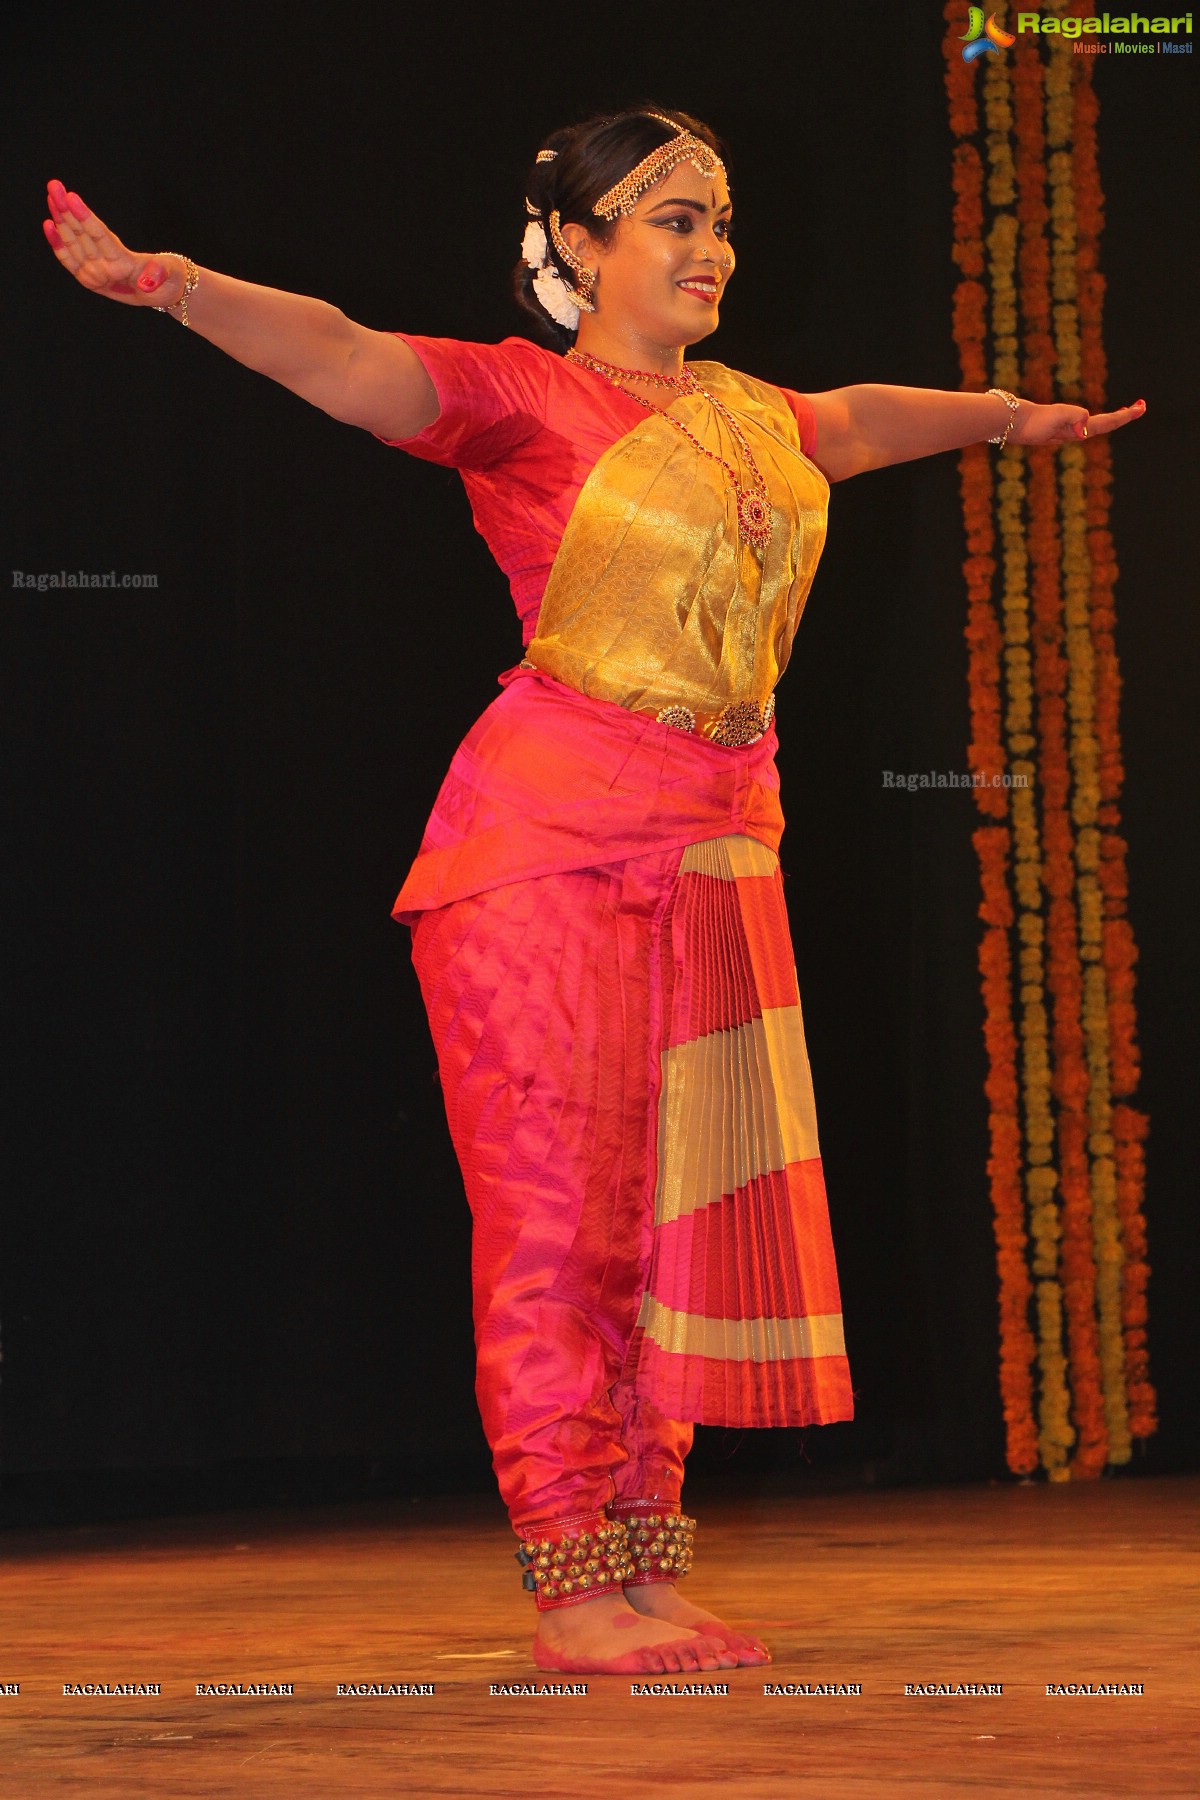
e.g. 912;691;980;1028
43;106;1144;1677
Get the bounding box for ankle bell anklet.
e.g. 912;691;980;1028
606;1500;696;1587
514;1513;637;1610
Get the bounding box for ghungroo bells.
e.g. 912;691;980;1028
606;1501;697;1587
514;1514;637;1610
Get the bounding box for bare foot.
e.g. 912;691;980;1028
623;1581;771;1666
532;1591;740;1675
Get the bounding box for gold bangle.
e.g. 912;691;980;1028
986;386;1020;451
154;254;200;328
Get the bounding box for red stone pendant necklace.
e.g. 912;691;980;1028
566;348;773;551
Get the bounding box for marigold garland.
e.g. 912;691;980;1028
942;0;1155;1478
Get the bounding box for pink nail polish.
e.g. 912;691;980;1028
66;191;90;220
137;265;164;291
43;219;65;249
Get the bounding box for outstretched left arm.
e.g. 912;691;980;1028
804;385;1146;483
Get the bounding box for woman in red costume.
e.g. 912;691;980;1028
44;107;1144;1677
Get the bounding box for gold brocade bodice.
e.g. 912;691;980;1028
524;362;829;744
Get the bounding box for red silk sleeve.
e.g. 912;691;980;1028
372;334;549;470
774;385;819;460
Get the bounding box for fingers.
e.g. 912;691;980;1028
1080;400;1147;439
54;190;121;263
45;181;97;273
1018;397;1148;447
1030;399;1147;445
136;261;170;297
44;178;145;298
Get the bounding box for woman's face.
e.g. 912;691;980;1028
586;158;735;350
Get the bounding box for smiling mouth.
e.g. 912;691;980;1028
677;277;719;303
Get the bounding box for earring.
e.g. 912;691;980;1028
548;209;597;311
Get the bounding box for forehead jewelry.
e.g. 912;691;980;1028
566;348;772;552
593;113;727;221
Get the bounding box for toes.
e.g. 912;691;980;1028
709;1640;741;1670
724;1632;770;1665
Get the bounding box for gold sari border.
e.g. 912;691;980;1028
637;1294;847;1362
656;1004;822;1223
678;837;779;880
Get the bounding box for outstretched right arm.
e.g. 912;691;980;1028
43;180;438;441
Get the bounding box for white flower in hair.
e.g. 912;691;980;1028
521;221;549;269
532;264;580;332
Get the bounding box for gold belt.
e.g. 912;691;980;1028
520;661;775;747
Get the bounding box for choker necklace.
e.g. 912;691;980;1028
565;348;773;551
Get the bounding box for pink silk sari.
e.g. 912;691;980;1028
382;337;853;1518
402;664;853;1458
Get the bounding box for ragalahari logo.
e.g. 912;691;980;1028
960;6;1018;58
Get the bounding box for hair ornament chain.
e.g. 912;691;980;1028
592;114;727;221
521;115;726;335
547;211;596;310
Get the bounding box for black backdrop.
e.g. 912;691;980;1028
3;0;1196;1522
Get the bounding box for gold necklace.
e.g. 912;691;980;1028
566;348;773;551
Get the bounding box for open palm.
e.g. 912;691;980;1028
43;179;178;307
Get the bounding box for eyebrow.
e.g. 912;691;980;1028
644;195;733;216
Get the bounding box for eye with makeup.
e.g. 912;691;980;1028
656;214;734;235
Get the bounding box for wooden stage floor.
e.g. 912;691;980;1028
1;1474;1195;1799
